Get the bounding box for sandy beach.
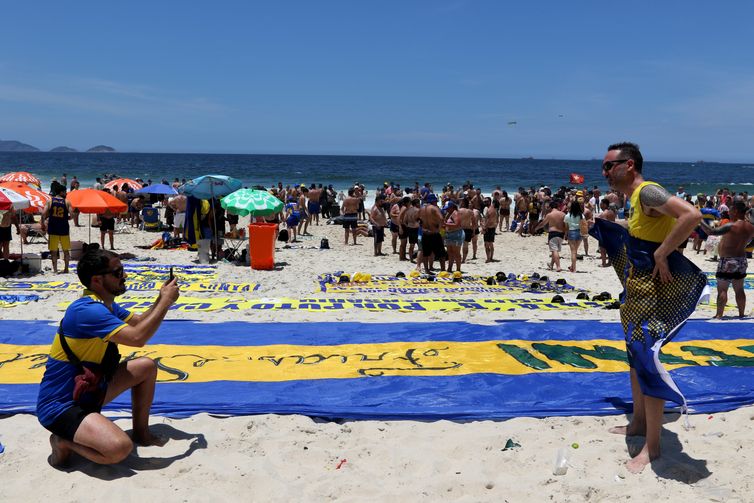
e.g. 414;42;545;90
1;215;753;502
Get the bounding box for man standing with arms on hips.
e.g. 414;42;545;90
37;247;180;466
597;142;704;473
41;183;74;274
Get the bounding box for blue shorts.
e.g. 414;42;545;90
568;229;582;242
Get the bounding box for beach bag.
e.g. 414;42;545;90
278;229;289;242
320;238;330;249
57;323;120;412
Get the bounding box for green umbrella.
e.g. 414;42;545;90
221;188;284;217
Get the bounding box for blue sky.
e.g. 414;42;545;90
1;1;753;161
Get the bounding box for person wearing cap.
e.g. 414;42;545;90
443;200;463;272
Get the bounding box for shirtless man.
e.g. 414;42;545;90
297;187;310;236
341;188;361;245
418;194;445;272
404;199;421;261
597;199;616;267
482;198;499;262
369;195;388;256
397;197;411;261
700;200;754;317
498;191;512;231
389;196;402;254
168;194;187;239
307;184;322;226
458;198;474;263
534;200;567;272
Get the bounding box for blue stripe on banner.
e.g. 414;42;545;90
0;319;745;346
3;366;754;419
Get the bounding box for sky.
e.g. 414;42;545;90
1;1;754;161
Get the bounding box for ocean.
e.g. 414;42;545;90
0;152;751;197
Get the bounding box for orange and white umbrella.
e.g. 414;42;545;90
0;171;42;187
104;178;143;191
0;181;51;214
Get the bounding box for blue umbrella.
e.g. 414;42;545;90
179;175;243;200
134;183;178;196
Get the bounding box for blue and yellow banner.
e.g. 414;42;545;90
2;320;753;419
57;296;611;313
2;281;257;293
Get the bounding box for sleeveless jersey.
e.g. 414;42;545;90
47;196;70;236
627;181;675;243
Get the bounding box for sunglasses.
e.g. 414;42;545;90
97;266;125;279
602;159;631;171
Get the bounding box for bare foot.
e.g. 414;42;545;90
608;424;646;436
133;431;168;447
625;446;658;474
49;434;71;467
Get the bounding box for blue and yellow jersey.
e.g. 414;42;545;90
36;291;132;426
627;181;675;243
47;196;70;236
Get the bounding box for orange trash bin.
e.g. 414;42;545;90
248;223;277;270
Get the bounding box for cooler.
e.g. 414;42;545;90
248;223;277;270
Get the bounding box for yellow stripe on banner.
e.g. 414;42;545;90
2;281;257;293
3;339;754;384
58;296;610;313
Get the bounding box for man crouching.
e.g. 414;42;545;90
37;246;179;466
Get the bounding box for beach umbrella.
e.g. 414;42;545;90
0;171;42;187
0;181;51;214
67;189;129;241
179;175;242;199
180;175;242;260
0;186;31;211
104;178;143;191
221;188;283;217
134;183;178;196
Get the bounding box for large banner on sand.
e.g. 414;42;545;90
1;320;753;419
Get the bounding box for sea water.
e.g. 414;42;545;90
1;152;751;198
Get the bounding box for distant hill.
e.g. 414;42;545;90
0;140;39;152
50;146;78;153
86;145;116;153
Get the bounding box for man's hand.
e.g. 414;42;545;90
652;251;673;283
159;277;180;306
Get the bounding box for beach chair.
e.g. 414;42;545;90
140;207;162;232
115;218;132;234
28;226;48;244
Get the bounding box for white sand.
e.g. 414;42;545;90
1;215;752;501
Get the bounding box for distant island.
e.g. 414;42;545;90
0;140;39;152
87;145;116;153
0;140;116;153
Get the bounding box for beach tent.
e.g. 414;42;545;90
66;189;128;242
0;171;41;188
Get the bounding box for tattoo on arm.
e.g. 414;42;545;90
639;184;672;208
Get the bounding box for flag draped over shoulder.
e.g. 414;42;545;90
590;218;709;408
184;196;203;251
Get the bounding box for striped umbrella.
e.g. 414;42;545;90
0;181;51;214
221;188;284;216
0;186;31;211
104;178;143;191
0;171;42;187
